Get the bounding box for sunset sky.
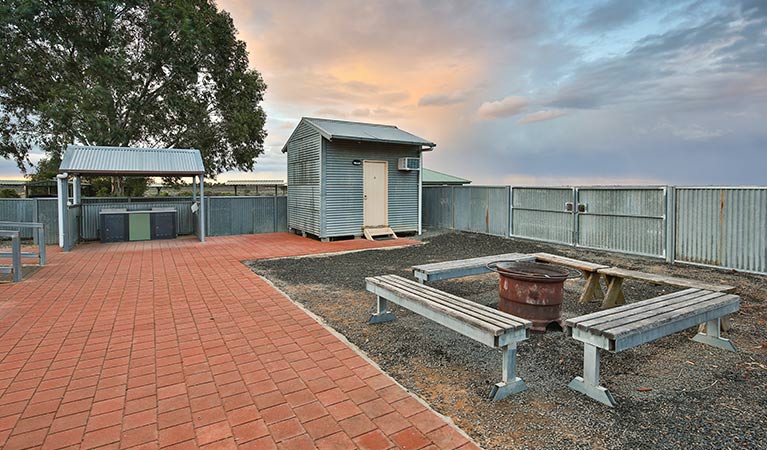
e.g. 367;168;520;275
2;0;765;185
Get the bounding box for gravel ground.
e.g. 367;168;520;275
247;230;767;450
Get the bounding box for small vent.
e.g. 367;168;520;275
398;157;420;171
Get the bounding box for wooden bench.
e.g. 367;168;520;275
532;253;610;303
564;288;740;406
366;274;532;401
412;253;534;284
597;267;736;308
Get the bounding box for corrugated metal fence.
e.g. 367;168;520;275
424;185;767;275
0;199;58;244
0;196;288;245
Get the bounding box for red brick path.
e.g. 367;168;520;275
0;234;479;449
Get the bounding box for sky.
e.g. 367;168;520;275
2;0;766;185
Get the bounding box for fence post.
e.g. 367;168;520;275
32;199;39;245
507;186;512;237
273;195;278;232
451;186;456;230
666;186;676;264
573;187;579;247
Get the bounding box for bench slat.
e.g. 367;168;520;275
532;253;610;272
367;277;506;336
412;253;533;282
565;288;700;328
377;275;528;330
603;293;739;339
367;283;503;347
597;267;735;293
413;253;527;272
586;290;723;335
367;276;517;336
591;291;723;332
368;276;510;335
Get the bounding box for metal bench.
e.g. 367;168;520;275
0;221;46;266
366;274;532;401
412;253;534;284
565;288;740;406
597;267;736;308
0;230;22;283
532;253;610;303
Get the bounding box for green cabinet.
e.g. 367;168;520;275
129;212;151;241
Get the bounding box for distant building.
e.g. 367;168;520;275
422;168;471;186
0;180;27;197
282;117;435;240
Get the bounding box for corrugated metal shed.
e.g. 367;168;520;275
281;117;435;152
283;117;434;239
59;145;205;175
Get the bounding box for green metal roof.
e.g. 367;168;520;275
59;145;205;176
282;117;435;152
422;168;471;185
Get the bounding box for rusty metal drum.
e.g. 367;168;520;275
487;261;581;332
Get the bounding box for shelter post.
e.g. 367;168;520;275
73;176;82;205
199;175;205;242
56;173;68;247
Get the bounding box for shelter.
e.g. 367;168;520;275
282;117;435;240
57;145;206;248
422;168;471;186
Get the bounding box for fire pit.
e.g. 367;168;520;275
487;261;582;332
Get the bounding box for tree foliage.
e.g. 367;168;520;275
0;0;267;176
26;156;61;182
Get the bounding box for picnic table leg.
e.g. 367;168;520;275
601;276;625;308
579;273;604;303
692;318;737;352
368;296;395;324
567;343;617;407
489;343;527;401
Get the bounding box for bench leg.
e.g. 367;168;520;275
413;272;427;284
567;344;617;407
579;273;604;303
692;318;737;352
368;296;395;324
489;343;527;401
601;276;625;309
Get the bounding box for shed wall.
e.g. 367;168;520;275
286;121;322;236
322;139;420;237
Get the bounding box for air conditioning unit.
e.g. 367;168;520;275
398;157;421;171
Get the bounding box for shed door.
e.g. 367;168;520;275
363;161;388;227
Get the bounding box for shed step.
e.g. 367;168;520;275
363;226;397;241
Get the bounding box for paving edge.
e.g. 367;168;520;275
258;274;483;449
245;240;423;263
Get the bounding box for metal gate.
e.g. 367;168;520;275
510;186;667;258
575;187;667;258
510;187;575;245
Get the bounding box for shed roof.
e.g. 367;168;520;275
422;168;471;185
282;117;435;152
59;145;205;176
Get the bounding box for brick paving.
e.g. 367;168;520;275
0;233;479;449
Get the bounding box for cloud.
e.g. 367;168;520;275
477;96;529;120
517;110;567;125
548;2;767;110
313;108;346;118
577;0;654;32
418;91;467;107
636;119;731;141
